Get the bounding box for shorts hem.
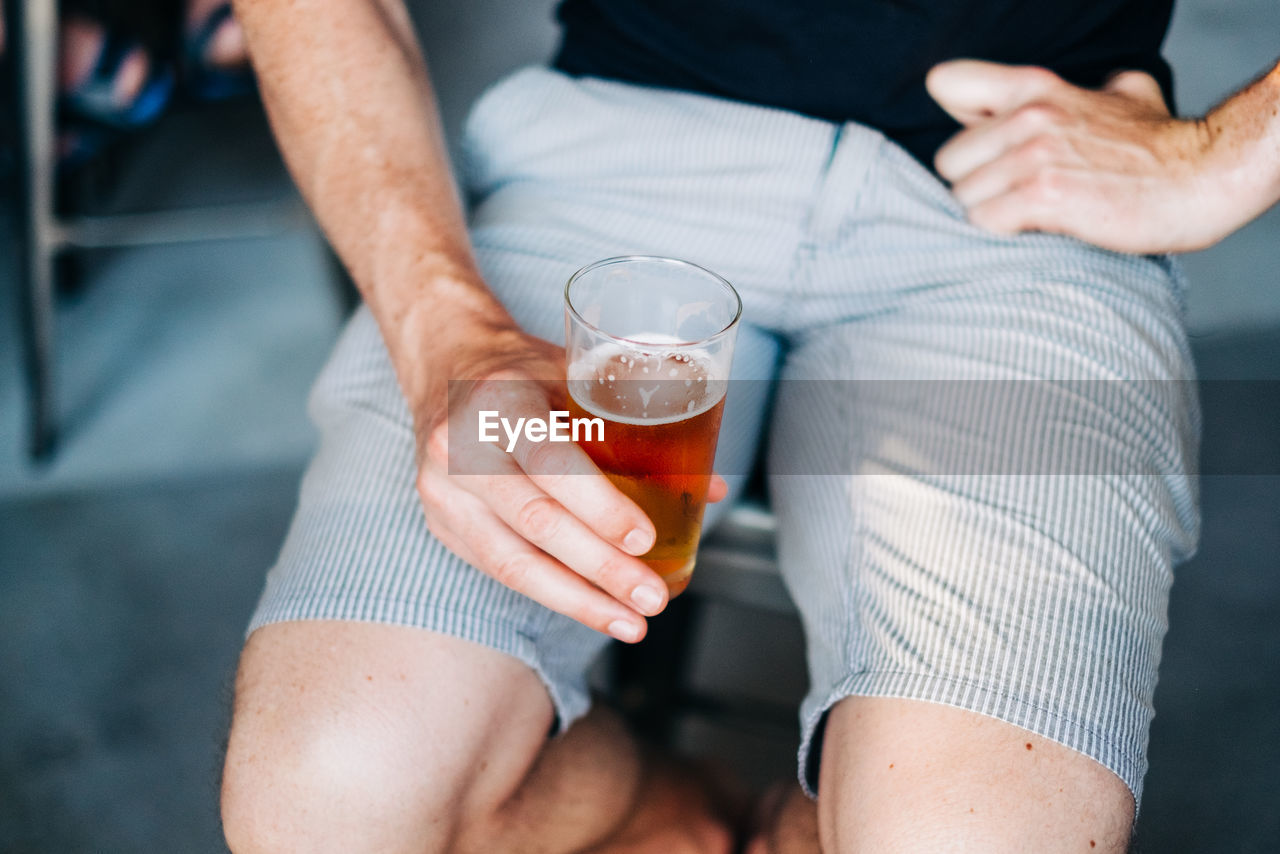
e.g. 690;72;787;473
246;594;594;734
797;669;1145;812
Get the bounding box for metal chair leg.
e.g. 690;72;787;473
609;593;704;744
10;0;61;459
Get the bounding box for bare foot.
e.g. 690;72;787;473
745;782;820;854
586;755;741;854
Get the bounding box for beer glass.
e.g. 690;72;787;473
564;256;741;596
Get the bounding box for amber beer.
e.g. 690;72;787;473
564;256;741;599
567;347;726;595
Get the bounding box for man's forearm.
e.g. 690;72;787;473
233;0;516;405
1202;60;1280;232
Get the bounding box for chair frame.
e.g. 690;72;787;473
4;0;312;460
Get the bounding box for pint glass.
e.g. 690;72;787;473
564;256;741;596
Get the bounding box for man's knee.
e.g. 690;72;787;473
220;621;555;854
817;697;1134;854
221;698;451;852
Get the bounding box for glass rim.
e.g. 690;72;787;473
564;255;743;350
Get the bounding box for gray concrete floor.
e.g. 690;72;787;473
2;1;1279;851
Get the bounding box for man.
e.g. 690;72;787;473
219;0;1280;851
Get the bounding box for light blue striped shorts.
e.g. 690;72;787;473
249;67;1200;805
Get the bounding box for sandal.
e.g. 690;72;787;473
183;3;255;102
57;25;174;170
59;28;174;131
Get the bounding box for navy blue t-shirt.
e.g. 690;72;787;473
553;0;1175;166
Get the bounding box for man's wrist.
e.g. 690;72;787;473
387;277;521;407
1193;64;1280;245
1260;64;1280;202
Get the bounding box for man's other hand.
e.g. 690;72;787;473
927;59;1238;254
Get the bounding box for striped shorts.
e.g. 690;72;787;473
249;67;1200;805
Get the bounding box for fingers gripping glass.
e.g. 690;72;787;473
565;256;742;596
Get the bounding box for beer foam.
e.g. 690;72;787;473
567;338;714;382
569;384;725;426
568;342;725;426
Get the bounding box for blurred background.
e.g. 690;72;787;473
1;0;1277;851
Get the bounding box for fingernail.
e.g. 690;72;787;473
608;620;641;643
630;585;663;615
623;528;653;555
